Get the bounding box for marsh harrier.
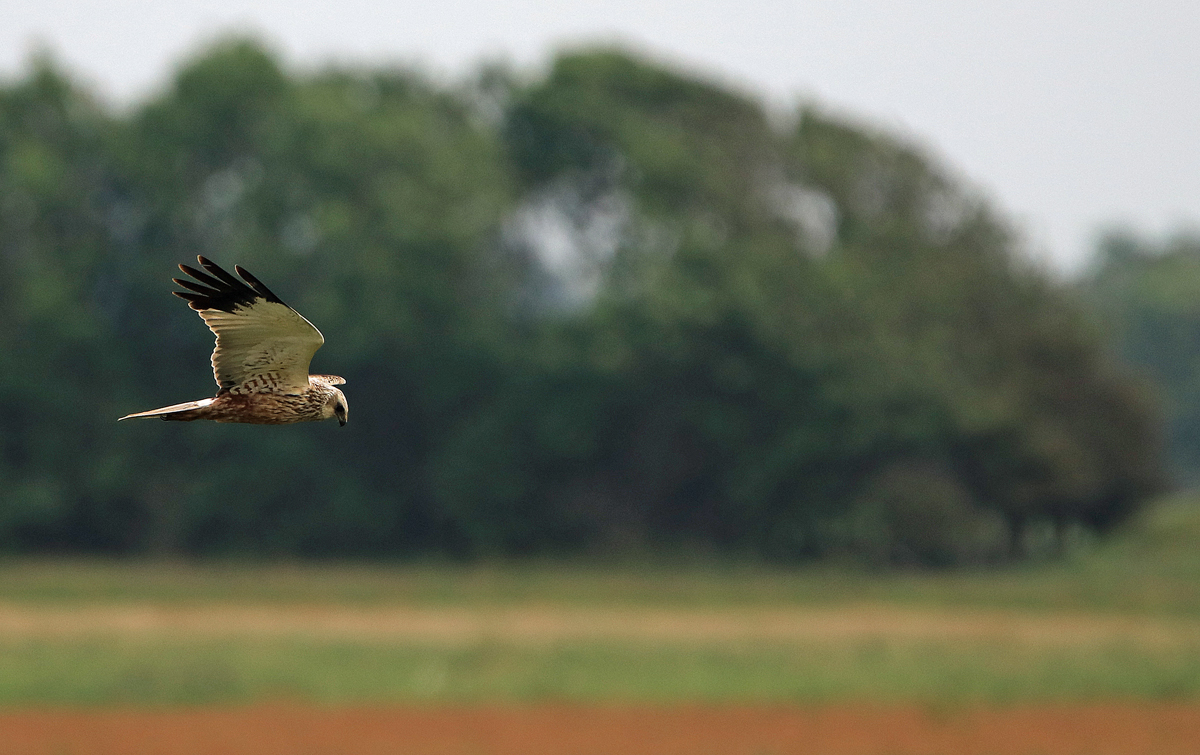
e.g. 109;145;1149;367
119;256;348;426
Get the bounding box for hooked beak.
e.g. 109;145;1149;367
338;418;347;427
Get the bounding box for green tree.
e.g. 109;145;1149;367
787;110;1166;553
0;41;1167;563
0;54;143;550
1085;229;1200;483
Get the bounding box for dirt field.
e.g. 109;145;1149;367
4;703;1200;755
4;602;1199;752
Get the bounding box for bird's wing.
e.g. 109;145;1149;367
172;256;325;394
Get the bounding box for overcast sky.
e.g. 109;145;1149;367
3;0;1198;272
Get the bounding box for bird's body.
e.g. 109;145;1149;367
119;257;348;427
121;376;344;424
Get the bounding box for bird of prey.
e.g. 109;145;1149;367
119;256;348;426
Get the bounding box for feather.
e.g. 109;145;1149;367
172;256;325;393
119;258;347;426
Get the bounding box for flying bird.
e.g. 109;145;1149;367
119;256;348;426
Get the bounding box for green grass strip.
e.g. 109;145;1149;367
4;637;1199;707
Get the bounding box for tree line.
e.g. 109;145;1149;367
0;39;1168;564
1084;230;1200;486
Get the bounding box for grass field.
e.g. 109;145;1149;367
5;635;1200;706
5;493;1200;614
2;494;1200;708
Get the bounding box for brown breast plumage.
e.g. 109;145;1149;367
206;388;331;424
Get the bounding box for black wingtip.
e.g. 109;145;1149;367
172;277;211;294
232;265;284;302
172;290;209;309
198;257;244;288
171;258;288;312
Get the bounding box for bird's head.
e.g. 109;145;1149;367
323;388;349;427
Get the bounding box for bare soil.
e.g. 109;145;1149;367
4;703;1200;755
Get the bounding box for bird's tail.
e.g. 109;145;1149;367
118;398;213;421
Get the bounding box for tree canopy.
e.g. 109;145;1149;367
1084;229;1200;485
0;40;1167;564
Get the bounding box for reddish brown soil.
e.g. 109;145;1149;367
4;703;1199;755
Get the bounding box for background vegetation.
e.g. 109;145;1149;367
0;38;1179;565
4;495;1200;705
1084;230;1200;484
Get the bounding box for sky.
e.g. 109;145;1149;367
3;0;1198;273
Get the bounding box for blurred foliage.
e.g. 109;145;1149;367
1084;229;1200;484
0;39;1167;564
